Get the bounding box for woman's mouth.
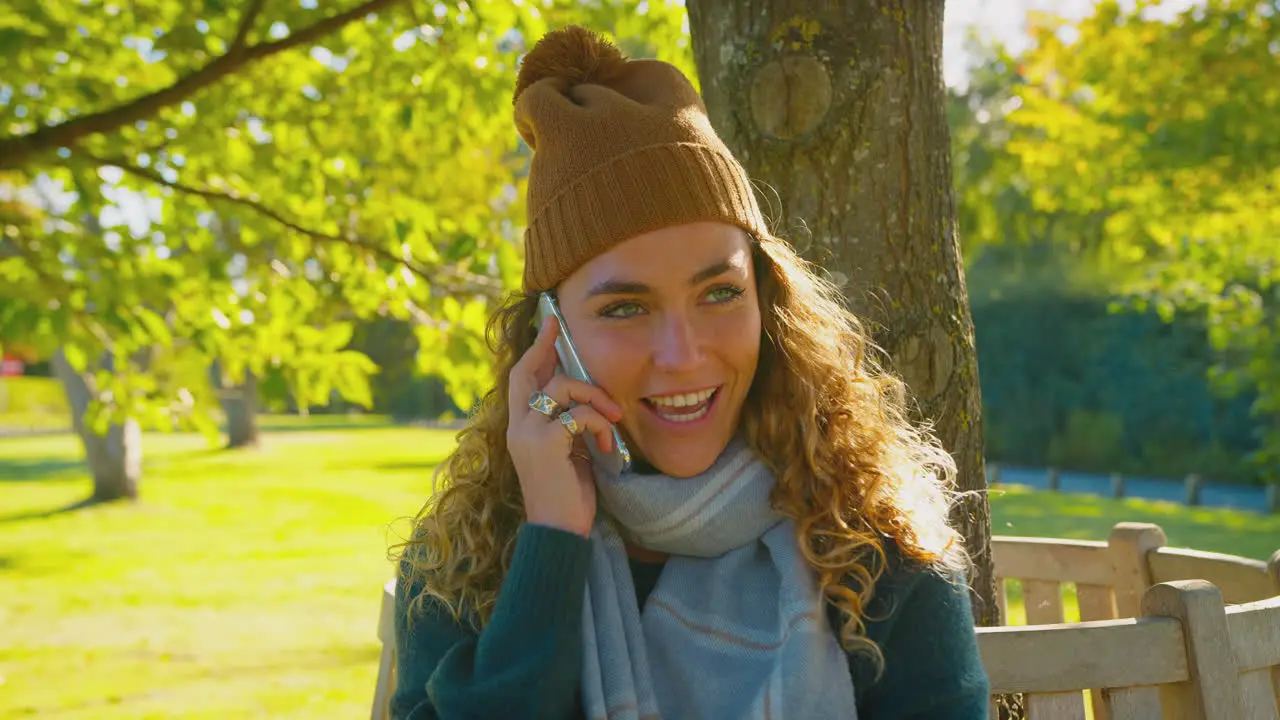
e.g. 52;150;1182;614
642;387;720;424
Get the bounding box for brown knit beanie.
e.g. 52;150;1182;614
513;26;768;292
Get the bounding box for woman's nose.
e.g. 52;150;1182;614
652;313;705;371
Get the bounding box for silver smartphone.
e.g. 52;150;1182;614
536;292;632;475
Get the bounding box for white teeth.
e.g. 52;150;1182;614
656;404;710;423
647;388;715;409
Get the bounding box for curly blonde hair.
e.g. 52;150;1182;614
395;232;967;662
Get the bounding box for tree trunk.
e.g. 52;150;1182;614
211;360;260;449
687;0;998;626
51;349;141;502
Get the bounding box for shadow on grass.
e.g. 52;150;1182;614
256;419;399;433
373;460;448;473
0;496;117;524
0;457;86;483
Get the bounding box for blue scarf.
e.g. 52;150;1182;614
581;438;858;719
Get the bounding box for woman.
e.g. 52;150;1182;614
392;25;989;720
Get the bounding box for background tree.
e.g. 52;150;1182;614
0;0;687;500
686;0;998;624
947;29;1265;485
975;0;1279;481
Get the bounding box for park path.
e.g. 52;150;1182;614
994;465;1270;512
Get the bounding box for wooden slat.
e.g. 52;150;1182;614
1077;586;1116;720
372;577;399;720
1148;547;1273;604
1269;550;1280;593
1025;579;1065;625
992;537;1113;585
1078;583;1116;621
1274;667;1280;715
977;618;1188;693
1239;668;1280;720
1226;595;1280;671
1103;686;1162;720
1026;691;1086;719
1109;524;1167;618
1088;689;1111;720
371;644;396;720
1141;580;1246;719
378;578;397;642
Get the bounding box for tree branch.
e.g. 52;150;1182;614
0;0;406;170
85;153;503;295
230;0;269;52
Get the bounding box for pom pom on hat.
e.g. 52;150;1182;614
513;25;629;104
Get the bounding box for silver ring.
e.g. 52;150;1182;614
528;390;560;418
558;411;581;436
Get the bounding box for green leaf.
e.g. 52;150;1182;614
63;345;88;373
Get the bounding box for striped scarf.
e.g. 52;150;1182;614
581;438;858;719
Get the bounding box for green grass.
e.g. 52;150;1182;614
0;376;71;433
990;483;1280;561
0;423;455;720
1;424;1277;718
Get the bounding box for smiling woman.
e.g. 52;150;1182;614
556;222;761;479
391;25;989;720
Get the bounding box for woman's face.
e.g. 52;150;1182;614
556;222;762;478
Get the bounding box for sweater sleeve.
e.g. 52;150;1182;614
855;566;991;720
390;524;592;720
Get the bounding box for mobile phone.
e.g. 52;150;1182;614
536;292;632;475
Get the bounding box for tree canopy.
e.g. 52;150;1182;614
0;0;689;436
953;0;1279;478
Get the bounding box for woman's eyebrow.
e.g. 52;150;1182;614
585;258;740;298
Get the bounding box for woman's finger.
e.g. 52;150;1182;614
547;404;616;453
559;405;615;455
541;374;624;422
509;314;558;406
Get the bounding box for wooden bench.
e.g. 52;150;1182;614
992;522;1280;624
986;522;1279;719
372;577;396;720
978;579;1280;719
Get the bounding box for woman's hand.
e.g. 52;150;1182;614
507;314;624;537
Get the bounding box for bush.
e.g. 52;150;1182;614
972;291;1259;483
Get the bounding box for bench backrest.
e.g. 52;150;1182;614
979;579;1280;719
372;577;396;720
992;523;1280;625
1224;593;1280;720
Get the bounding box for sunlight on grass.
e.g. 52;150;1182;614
0;425;455;720
989;483;1280;561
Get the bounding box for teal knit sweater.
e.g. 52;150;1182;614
392;524;990;719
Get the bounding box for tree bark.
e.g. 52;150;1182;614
687;0;998;626
51;349;141;502
211;360;261;449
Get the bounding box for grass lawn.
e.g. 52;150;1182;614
1;423;1277;718
0;421;454;720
